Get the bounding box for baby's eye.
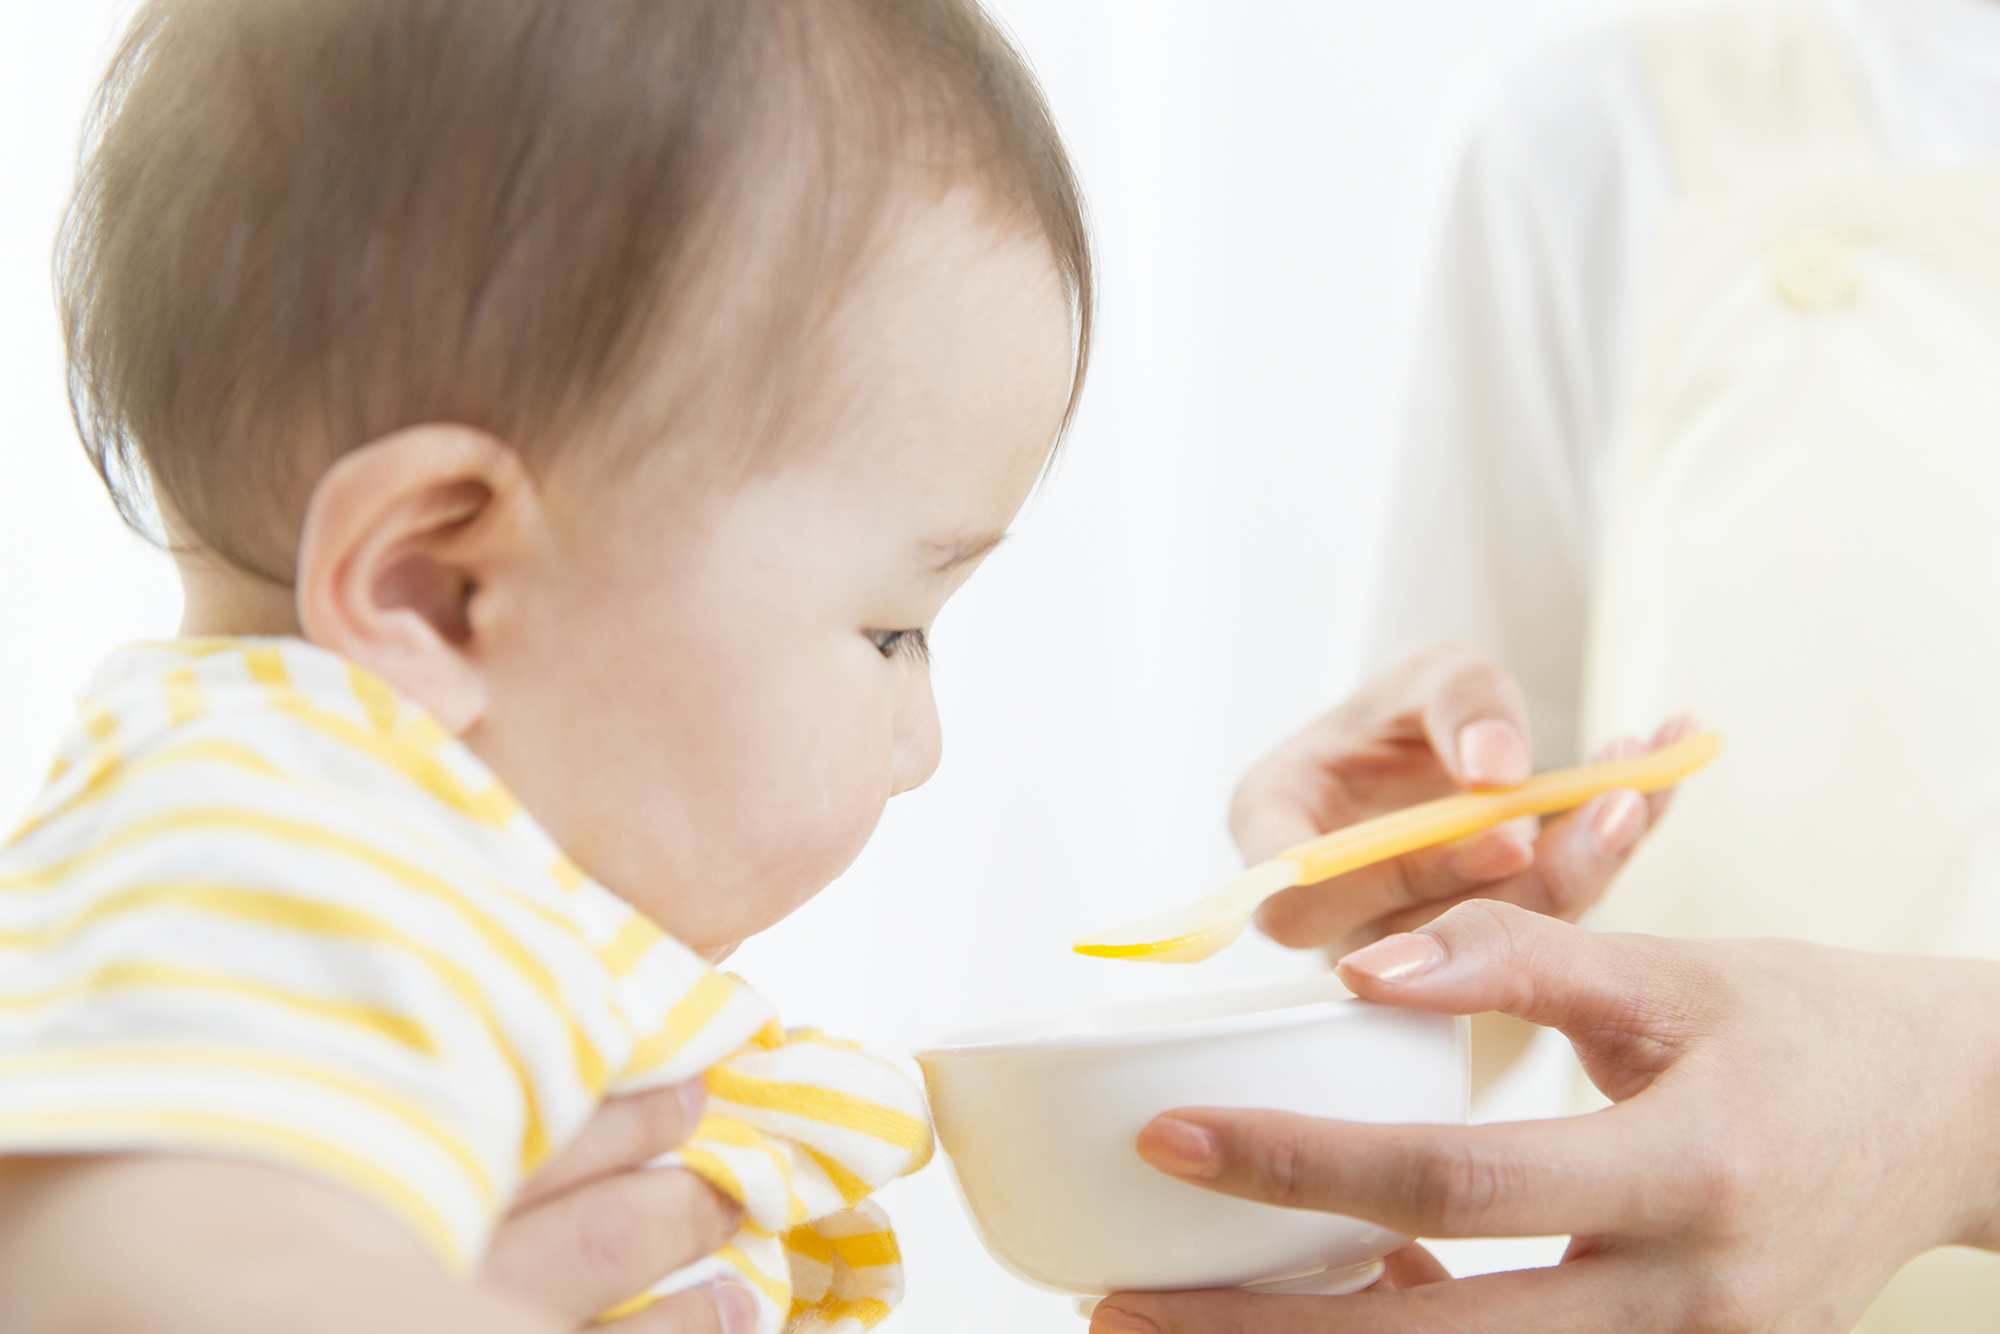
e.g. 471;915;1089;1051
869;629;930;662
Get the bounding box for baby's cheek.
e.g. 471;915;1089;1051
749;778;889;923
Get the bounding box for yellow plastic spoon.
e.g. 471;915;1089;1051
1073;731;1724;964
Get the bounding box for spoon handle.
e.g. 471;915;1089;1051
1279;731;1724;887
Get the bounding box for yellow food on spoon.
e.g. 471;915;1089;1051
1073;732;1724;964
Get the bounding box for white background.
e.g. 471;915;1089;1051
0;2;1631;1328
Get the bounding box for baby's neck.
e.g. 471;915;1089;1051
175;549;301;638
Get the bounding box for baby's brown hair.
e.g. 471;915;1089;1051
61;0;1092;584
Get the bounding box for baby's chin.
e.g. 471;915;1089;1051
700;940;741;965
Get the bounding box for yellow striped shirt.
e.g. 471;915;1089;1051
0;639;931;1333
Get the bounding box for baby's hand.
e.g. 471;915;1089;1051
483;1079;755;1333
1230;643;1693;958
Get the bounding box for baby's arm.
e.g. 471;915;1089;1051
0;1155;556;1334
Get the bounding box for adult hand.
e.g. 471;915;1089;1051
1231;643;1695;957
1091;900;2000;1334
481;1080;755;1333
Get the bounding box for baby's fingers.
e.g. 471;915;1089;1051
482;1167;742;1325
600;1280;758;1334
513;1080;708;1210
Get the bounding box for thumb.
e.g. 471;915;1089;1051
1399;649;1532;788
1333;899;1705;1036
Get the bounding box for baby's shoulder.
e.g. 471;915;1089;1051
1;638;614;995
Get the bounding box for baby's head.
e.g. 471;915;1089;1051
62;0;1091;956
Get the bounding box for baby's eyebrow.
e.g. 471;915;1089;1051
924;532;1008;575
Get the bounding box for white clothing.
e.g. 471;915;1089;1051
1368;5;2000;1327
0;639;930;1333
1365;0;2000;768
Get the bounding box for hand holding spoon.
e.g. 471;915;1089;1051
1073;731;1723;964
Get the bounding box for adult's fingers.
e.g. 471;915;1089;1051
1378;1242;1452;1289
1091;1250;1663;1334
1437;787;1647;926
513;1081;708;1211
1390;646;1533;789
1254;819;1538;950
1333;900;1715;1043
482;1167;742;1324
1253;720;1700;951
597;1281;759;1334
1378;721;1700;930
1132;1105;1687;1240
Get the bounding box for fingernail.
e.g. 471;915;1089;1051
676;1077;708;1130
1138;1116;1222;1179
1338;931;1446;983
1457;719;1529;787
710;1279;758;1334
1590;789;1645;855
1093;1308;1161;1334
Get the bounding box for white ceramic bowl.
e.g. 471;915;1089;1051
914;974;1468;1306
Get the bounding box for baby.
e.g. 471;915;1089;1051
0;2;1090;1332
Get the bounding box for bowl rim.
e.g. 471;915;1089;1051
912;972;1405;1061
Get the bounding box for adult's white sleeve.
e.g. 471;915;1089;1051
1361;30;1670;769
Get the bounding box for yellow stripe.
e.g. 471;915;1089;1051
627;971;740;1075
0;806;610;1102
220;649;516;829
716;1243;790;1305
0;880;553;1169
824;1296;894;1328
0;1044;495;1205
679;1145;747;1208
30;705;130;854
7;739;286;848
163;668;205;726
689;1115;802;1222
346;663;401;736
84;703;119;744
689;1113;767;1149
272;693;518;828
830;1229;900;1270
0;1109;462;1266
703;1067;928;1153
549;856;587;894
404;713;453;752
0;959;436;1055
785;1223;836;1265
598;914;659;977
597;1292;657;1322
0;740;600;1032
786;1026;861;1053
129;638;249;659
242;645;290;689
801;1143;872;1208
2;745;583;948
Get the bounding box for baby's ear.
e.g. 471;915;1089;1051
296;425;543;732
